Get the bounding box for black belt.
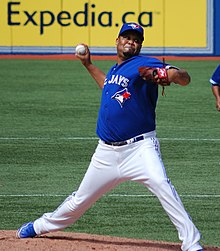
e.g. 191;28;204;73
103;135;145;146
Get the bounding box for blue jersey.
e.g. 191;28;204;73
210;64;220;86
96;55;169;142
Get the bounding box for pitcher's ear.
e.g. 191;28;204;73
116;37;119;45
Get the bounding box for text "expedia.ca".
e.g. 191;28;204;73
8;2;153;35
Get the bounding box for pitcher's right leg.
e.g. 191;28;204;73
17;142;121;237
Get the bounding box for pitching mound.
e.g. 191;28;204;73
0;231;219;251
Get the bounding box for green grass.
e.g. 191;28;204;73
0;58;219;247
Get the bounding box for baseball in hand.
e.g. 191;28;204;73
75;44;86;55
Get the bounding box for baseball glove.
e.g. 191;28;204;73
138;66;170;86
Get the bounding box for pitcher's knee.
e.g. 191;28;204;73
149;176;167;187
147;177;171;195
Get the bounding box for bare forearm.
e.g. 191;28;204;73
75;44;106;89
212;85;220;111
212;85;220;99
167;69;191;86
83;63;106;89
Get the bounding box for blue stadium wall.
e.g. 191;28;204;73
214;0;220;55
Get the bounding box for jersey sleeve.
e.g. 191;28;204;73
210;64;220;86
141;56;179;70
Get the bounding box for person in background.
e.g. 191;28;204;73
209;64;220;111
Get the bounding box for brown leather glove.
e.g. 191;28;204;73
138;67;170;86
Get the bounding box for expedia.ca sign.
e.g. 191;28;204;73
8;2;153;35
0;0;214;55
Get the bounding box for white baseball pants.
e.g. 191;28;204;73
34;133;202;251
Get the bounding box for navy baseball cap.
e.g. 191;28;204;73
118;22;144;41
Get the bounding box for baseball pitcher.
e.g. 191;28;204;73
17;22;203;251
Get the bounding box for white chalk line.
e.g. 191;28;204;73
0;137;220;141
0;194;219;198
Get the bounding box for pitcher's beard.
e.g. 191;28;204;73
123;51;134;58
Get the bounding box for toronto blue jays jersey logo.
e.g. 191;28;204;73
104;74;129;87
111;88;131;108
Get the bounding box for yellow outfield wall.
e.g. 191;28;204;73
0;0;213;54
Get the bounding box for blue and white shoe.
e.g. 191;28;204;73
16;222;37;238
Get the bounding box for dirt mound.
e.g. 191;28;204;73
0;231;219;251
